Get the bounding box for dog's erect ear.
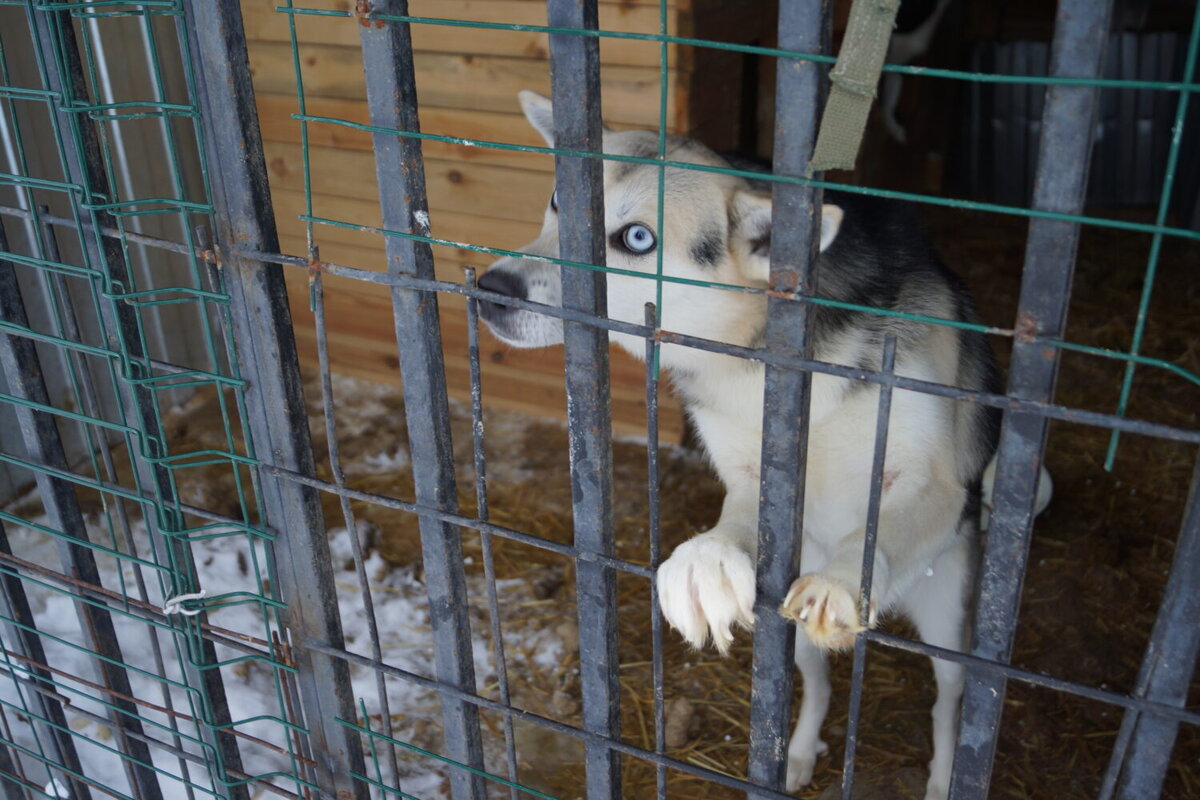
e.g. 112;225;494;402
732;190;844;263
819;204;844;252
518;90;556;147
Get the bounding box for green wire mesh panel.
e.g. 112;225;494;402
0;1;1197;800
0;2;315;797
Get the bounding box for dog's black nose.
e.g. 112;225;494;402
477;268;527;324
478;269;527;300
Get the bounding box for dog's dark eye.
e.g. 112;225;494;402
617;223;657;255
550;190;558;212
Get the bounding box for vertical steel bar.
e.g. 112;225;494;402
949;2;1113;796
464;267;520;800
310;269;402;790
24;6;247;795
354;4;486;798
181;2;367;796
747;0;829;793
841;336;896;800
1105;455;1200;799
0;519;90;800
644;303;666;800
544;1;620;796
0;222;161;800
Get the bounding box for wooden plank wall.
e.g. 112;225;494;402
243;0;773;440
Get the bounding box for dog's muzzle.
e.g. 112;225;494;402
476;267;532;344
477;268;527;321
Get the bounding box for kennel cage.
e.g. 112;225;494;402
0;1;1196;800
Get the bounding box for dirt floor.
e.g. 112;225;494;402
147;199;1200;799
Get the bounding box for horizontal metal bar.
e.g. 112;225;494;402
4;200;1200;391
0;551;286;663
256;463;1200;729
261;463;654;578
303;639;799;800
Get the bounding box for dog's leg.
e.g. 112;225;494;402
901;539;972;800
786;630;832;791
781;460;964;651
657;480;759;653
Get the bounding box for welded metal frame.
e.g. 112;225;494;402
0;0;1195;799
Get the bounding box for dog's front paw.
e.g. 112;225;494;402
785;737;828;791
657;535;756;654
780;574;876;651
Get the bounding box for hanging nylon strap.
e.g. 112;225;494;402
808;0;902;174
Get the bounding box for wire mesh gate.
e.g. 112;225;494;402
0;1;1196;800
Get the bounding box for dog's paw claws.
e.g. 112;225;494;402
780;574;875;651
657;536;756;654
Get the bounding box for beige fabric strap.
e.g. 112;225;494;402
808;0;902;174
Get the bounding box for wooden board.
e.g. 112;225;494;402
247;41;688;130
264;141;554;226
256;93;552;174
271;187;542;270
242;0;686;68
284;269;685;441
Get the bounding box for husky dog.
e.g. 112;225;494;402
478;90;1001;800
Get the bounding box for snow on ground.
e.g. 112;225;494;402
0;374;575;799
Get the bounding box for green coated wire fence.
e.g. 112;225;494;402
0;0;1197;799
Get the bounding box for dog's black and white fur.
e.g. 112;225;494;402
477;91;1002;800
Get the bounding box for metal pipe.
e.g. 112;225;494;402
950;1;1115;795
181;1;366;795
748;1;829;793
545;1;621;797
354;3;486;797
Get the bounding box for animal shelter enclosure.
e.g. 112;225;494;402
0;0;1197;799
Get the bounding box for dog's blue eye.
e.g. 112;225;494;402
550;190;558;211
620;223;657;255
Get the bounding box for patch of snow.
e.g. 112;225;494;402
0;509;567;799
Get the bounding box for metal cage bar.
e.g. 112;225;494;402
0;221;162;800
840;335;898;800
0;1;1195;798
1105;454;1200;799
544;1;621;798
464;265;521;800
181;1;366;795
951;1;1115;796
355;3;488;799
747;0;830;793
